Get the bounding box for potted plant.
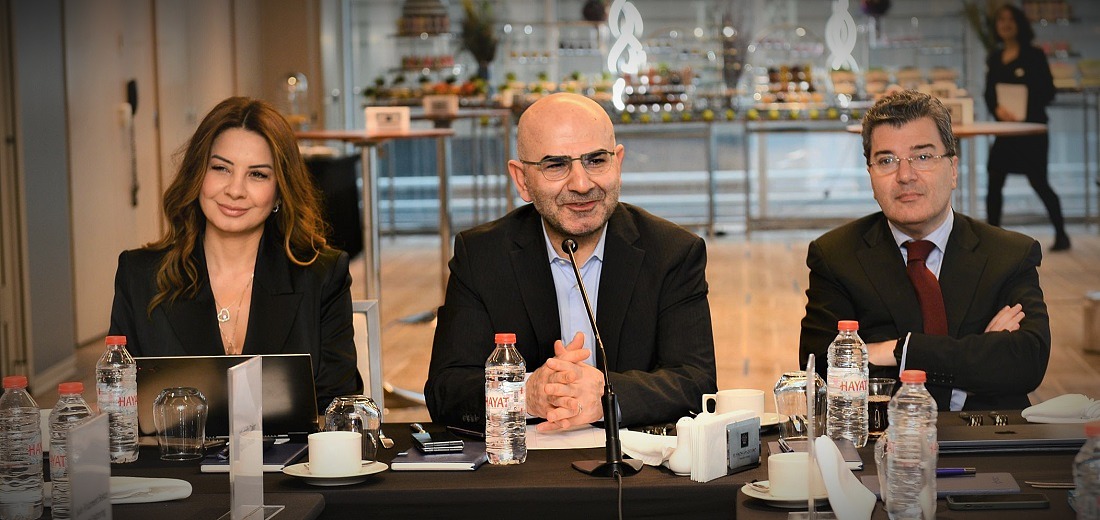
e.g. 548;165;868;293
460;0;498;82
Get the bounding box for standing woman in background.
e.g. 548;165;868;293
109;97;359;410
983;4;1069;251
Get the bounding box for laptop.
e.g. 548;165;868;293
135;354;319;438
938;422;1088;454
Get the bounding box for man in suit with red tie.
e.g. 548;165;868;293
799;90;1051;411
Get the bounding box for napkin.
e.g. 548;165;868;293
1022;394;1100;423
619;429;677;466
813;436;876;520
691;410;753;483
110;476;192;504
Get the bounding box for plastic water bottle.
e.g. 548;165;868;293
884;370;937;520
485;332;526;465
826;320;869;448
49;382;94;520
95;335;138;463
1074;421;1100;519
0;376;43;520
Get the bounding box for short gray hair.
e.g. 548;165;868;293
861;90;956;164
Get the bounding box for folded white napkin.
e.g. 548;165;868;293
691;410;753;483
1022;394;1100;423
619;429;677;466
110;476;192;504
814;436;876;520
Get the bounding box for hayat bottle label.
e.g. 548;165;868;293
486;381;525;414
827;369;868;399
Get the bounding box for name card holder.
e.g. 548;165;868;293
941;98;974;126
364;106;410;135
422;95;459;117
68;414;111;520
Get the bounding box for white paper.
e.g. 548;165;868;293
996;83;1028;121
525;424;605;450
68;414;111;520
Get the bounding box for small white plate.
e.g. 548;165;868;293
760;412;782;428
282;461;388;486
740;481;829;509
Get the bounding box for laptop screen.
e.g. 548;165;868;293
135;354;319;438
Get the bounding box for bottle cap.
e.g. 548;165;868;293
3;375;28;389
1086;421;1100;437
899;369;926;383
58;382;84;394
105;335;127;346
494;333;516;344
837;320;859;331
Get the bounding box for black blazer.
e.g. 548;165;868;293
799;212;1051;411
426;203;717;430
108;233;359;411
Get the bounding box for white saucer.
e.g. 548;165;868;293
282;461;388;486
740;481;829;509
760;412;782;428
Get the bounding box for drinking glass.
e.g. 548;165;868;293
773;371;826;443
867;377;896;438
323;395;381;463
152;386;208;460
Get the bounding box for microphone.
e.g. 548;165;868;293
561;238;643;477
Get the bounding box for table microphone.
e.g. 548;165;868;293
561;239;643;477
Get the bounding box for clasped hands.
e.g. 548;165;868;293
867;303;1026;366
526;332;605;432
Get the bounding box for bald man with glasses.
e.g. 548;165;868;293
799;90;1051;412
426;93;717;432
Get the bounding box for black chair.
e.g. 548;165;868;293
305;155;363;259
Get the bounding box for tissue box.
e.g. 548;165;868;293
726;417;760;474
364;106;410;135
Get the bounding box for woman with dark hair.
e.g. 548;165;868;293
109;96;358;410
983;4;1069;250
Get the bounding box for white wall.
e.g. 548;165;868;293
65;0;162;344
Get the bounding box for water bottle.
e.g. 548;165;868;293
49;382;94;520
884;370;937;520
1074;421;1100;519
826;320;869;448
0;376;43;520
95;335;139;463
485;332;526;465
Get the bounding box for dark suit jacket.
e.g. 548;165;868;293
108;232;359;411
799;212;1051;411
425;203;717;430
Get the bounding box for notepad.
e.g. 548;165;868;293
199;442;308;473
861;472;1020;498
769;438;863;470
390;441;487;471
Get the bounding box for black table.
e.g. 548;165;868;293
109;417;1080;520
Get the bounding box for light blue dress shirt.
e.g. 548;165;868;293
542;223;607;367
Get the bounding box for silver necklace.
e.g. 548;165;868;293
216;274;253;355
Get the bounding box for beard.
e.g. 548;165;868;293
530;183;620;240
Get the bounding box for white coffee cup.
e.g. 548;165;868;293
308;430;362;476
767;452;827;499
701;388;765;417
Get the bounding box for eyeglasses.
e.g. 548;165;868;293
869;153;953;175
518;149;615;181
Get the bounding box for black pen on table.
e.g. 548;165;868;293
936;467;977;477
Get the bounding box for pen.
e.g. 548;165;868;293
936;467;977;477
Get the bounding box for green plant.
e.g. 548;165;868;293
962;0;996;53
461;0;498;68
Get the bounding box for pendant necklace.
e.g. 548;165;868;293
216;274;254;355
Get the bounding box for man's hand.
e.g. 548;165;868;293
985;304;1024;332
867;340;899;366
525;332;606;432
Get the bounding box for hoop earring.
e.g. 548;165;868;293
273;201;281;213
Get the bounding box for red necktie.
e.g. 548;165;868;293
904;240;948;335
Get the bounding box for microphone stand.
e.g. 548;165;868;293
561;239;643;477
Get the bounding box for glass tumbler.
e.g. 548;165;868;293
152;386;208;460
323;395;381;463
773;371;827;443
